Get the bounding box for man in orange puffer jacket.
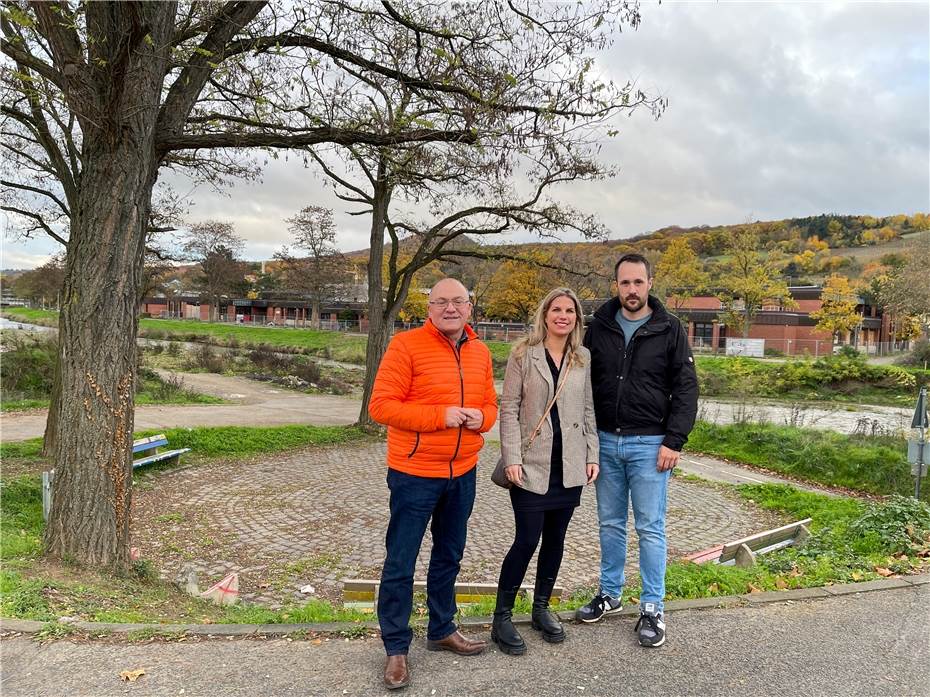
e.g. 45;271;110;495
370;278;498;690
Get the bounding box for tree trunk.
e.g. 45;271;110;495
311;300;321;329
43;4;171;570
44;144;158;570
358;168;392;427
41;355;61;458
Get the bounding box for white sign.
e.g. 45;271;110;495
725;338;765;357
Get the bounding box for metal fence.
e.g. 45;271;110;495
689;337;912;357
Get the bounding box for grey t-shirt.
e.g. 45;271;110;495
615;310;652;345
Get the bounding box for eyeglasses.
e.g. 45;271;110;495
428;298;470;308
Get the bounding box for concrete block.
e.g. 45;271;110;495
664;595;743;612
822;578;911;595
186;624;258;636
740;588;830;604
0;619;44;633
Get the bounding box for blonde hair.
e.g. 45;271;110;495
512;287;586;367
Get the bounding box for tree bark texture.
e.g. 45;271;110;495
41;349;61;457
43;4;173;570
358;173;392;427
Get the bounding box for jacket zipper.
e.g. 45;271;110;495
614;325;651;427
447;335;466;479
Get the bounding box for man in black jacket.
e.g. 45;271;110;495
576;253;698;648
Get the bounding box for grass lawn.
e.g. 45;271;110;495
686;421;924;500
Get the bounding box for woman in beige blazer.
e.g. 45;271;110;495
491;287;599;656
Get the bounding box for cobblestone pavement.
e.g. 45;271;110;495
131;441;778;608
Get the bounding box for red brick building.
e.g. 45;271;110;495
670;286;894;356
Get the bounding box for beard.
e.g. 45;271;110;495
621;295;644;312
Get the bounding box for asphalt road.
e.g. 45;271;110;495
2;585;927;697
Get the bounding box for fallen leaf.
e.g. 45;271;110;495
788;566;803;578
774;577;788;590
874;567;894;577
707;583;719;593
851;572;863;581
747;584;763;594
119;668;146;682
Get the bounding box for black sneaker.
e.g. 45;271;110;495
574;594;622;623
634;603;665;647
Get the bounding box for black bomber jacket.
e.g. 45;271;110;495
582;295;699;451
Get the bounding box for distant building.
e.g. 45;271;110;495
580;285;897;356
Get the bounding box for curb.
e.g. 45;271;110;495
2;574;926;639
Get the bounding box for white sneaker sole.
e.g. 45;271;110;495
576;605;623;624
638;634;666;647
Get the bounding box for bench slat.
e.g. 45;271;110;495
132;448;191;469
133;438;169;453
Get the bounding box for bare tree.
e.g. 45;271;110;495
181;221;246;321
1;0;656;571
291;4;662;423
274;206;348;327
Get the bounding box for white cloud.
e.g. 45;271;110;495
6;1;929;267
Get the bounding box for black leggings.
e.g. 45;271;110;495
497;506;575;592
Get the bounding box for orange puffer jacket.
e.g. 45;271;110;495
369;320;498;478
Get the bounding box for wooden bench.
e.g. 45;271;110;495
683;518;812;568
342;579;563;610
41;434;190;521
131;433;190;469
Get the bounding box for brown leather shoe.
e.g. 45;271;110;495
383;654;409;690
425;630;487;656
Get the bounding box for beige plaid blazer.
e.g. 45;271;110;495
499;343;599;495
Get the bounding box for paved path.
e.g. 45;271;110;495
130;442;779;607
2;585;927;696
0;369;913;441
0;372;361;441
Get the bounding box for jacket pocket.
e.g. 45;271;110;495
407;433;421;458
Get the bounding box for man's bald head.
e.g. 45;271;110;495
427;278;472;340
429;278;469;301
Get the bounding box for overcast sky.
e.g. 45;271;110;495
2;0;928;269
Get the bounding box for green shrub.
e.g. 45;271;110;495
897;338;930;368
0;333;57;399
836;345;861;359
848;495;930;555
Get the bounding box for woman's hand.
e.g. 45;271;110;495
586;462;599;484
505;464;525;486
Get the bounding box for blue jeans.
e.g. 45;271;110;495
594;432;670;611
378;467;476;655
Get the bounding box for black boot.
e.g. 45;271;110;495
531;577;565;643
491;586;526;656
